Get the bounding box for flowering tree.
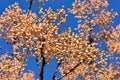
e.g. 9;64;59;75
0;0;120;80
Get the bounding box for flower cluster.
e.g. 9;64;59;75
0;0;120;80
0;54;34;80
0;3;67;63
107;25;120;53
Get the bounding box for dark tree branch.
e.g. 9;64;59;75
88;13;94;45
40;56;45;80
28;0;33;10
35;38;46;80
27;0;34;14
52;62;61;80
57;59;85;80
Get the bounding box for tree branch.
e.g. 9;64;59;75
57;59;85;80
27;0;34;14
35;38;46;80
52;62;61;80
40;56;45;80
18;49;29;79
35;57;41;80
28;0;33;10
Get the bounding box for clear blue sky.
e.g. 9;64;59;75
0;0;120;80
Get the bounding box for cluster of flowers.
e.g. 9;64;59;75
0;0;120;79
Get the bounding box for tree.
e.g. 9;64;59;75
0;0;120;80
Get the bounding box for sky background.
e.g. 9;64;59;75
0;0;120;80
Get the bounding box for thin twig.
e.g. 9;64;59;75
57;59;85;80
18;49;29;79
27;0;34;15
36;57;41;80
52;62;61;80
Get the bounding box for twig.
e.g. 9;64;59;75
52;62;61;80
57;59;85;80
27;0;34;15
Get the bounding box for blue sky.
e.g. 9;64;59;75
0;0;120;80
